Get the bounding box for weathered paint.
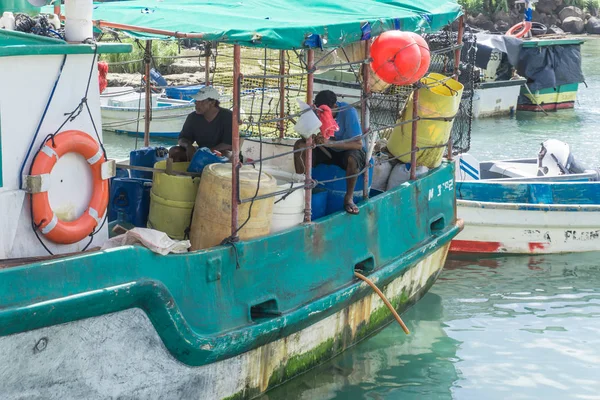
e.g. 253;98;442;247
0;244;451;399
473;79;524;118
518;83;579;112
453;198;600;254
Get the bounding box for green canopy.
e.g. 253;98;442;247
88;0;462;49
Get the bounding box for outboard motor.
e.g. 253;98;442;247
537;139;600;180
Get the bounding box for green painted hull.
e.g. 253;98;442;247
0;163;459;398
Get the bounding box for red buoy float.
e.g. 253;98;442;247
370;31;421;85
407;32;431;83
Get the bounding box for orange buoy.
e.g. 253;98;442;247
407;32;431;83
31;130;109;245
370;31;421;85
506;21;532;38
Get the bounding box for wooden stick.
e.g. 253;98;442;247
354;271;410;335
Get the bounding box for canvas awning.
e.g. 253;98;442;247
84;0;462;49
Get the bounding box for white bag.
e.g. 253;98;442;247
102;228;190;255
387;164;429;191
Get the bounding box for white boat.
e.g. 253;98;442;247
452;141;600;254
101;90;194;139
472;78;526;118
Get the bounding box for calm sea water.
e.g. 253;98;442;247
103;39;600;399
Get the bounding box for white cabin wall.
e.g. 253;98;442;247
0;53;108;258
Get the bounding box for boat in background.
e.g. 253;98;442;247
101;89;194;138
451;140;600;254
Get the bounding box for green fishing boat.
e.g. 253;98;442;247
0;1;464;398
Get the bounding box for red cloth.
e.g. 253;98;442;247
317;105;339;139
98;61;109;94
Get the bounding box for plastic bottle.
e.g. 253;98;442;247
0;12;16;31
47;13;61;30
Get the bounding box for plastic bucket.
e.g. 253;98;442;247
65;0;93;42
387;73;464;169
294;99;321;139
147;161;200;239
262;167;305;233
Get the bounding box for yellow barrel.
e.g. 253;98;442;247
387;73;464;169
147;160;201;240
190;164;277;250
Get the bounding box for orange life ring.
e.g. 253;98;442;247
31;130;109;245
506;21;532;38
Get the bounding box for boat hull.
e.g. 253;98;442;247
517;83;578;112
0;243;450;399
452;199;600;254
101;102;193;139
472;79;524;118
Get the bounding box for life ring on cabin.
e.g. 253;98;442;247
506;21;532;38
30;130;109;245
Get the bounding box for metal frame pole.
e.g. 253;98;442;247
448;15;465;162
204;43;211;86
361;40;371;199
231;44;242;239
143;40;152;147
303;49;314;223
278;50;286;139
410;89;419;181
54;4;61;18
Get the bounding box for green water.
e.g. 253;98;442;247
260;40;600;399
103;40;600;399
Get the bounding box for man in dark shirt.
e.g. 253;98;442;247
178;86;233;160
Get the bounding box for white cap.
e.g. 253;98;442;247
191;86;220;102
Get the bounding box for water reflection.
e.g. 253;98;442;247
261;293;461;400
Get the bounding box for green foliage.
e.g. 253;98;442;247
458;0;509;15
99;38;180;74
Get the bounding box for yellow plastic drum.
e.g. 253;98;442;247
387;73;464;169
147;160;201;240
190;163;277;250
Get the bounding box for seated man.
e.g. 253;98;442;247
294;90;366;215
178;86;233;160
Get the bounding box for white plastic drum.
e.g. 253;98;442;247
261;167;306;233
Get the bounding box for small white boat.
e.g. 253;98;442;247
101;88;194;139
452;140;600;254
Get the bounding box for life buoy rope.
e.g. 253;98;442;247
506;21;532;38
30;130;109;245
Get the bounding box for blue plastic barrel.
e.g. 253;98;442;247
311;190;328;220
187;147;228;174
165;84;205;101
130;147;168;179
312;162;373;215
108;178;153;227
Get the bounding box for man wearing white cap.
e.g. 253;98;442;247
178;86;233;160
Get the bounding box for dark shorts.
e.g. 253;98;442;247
313;147;366;171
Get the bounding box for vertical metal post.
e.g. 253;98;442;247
303;49;314;223
231;44;241;239
410;89;419;181
143;40;152;148
361;40;371;199
54;4;61;18
204;43;211;86
448;15;465;162
278;50;286;139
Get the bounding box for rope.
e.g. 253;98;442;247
354;271;410;335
